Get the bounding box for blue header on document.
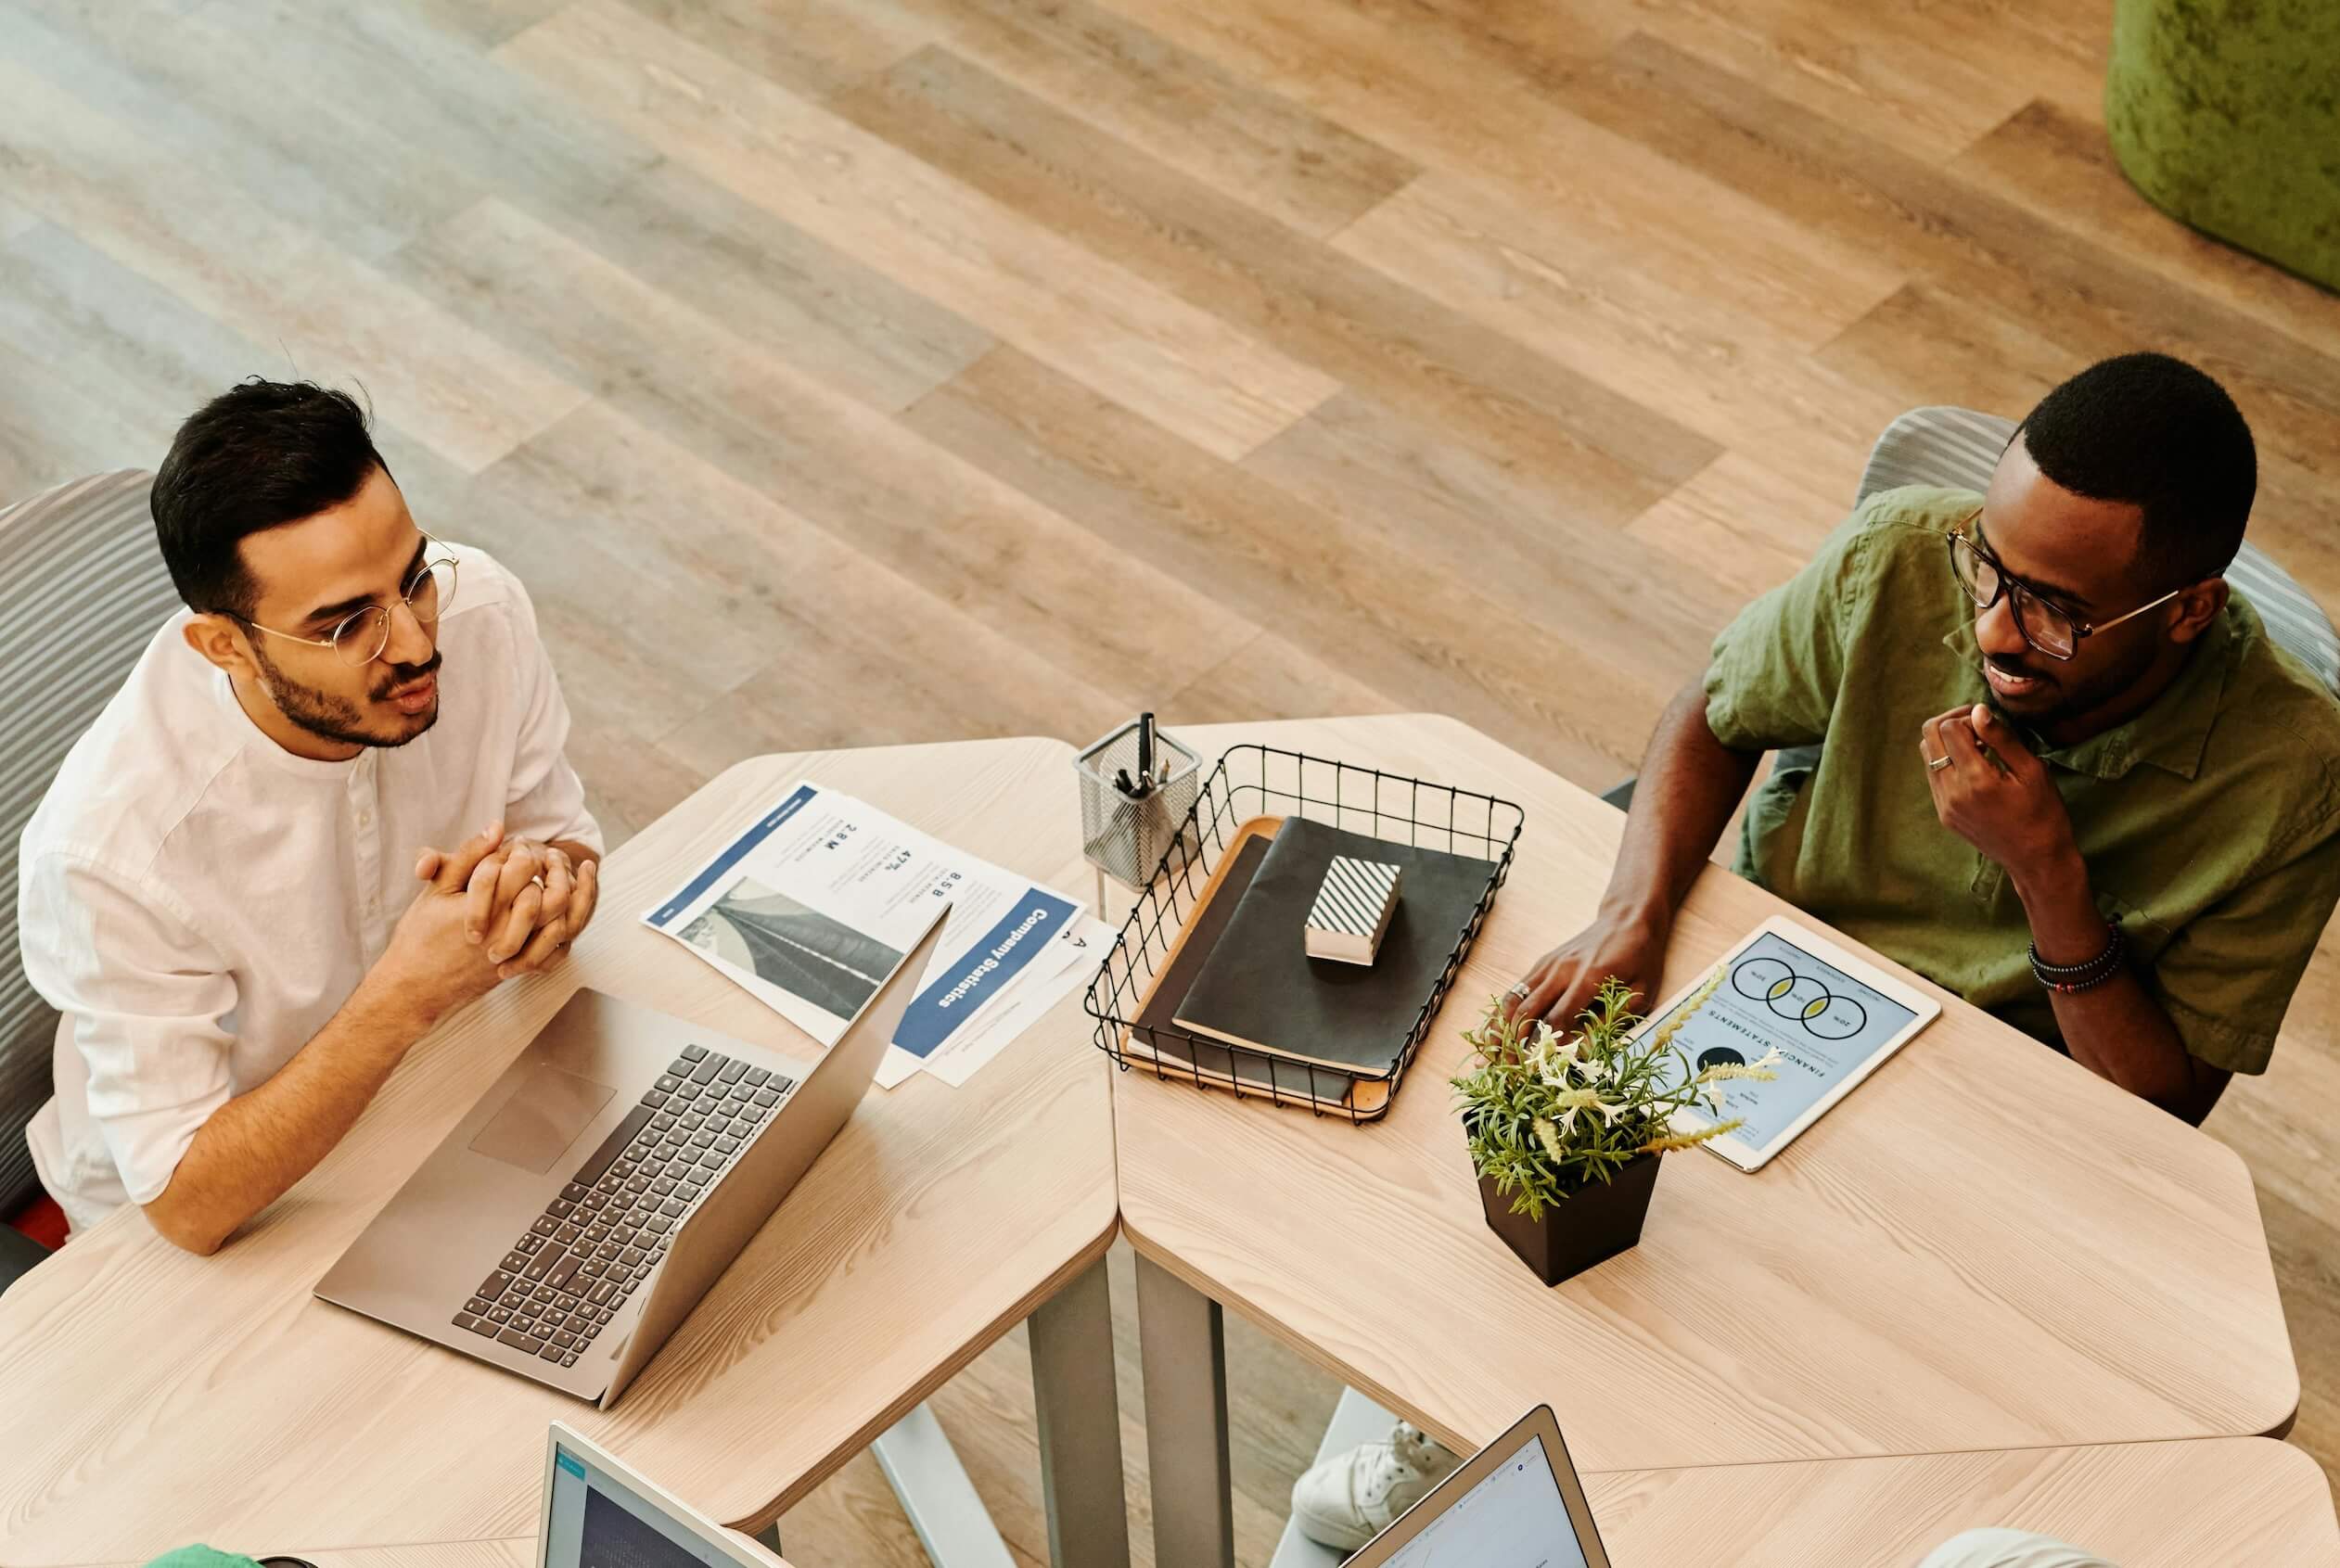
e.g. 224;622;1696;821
643;784;819;928
891;887;1079;1058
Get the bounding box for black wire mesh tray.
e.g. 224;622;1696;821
1083;744;1525;1123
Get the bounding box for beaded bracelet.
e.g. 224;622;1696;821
2028;920;2126;994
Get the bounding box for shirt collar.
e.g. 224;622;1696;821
1937;609;2238;782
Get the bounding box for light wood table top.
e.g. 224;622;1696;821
84;1546;537;1568
1115;714;2296;1471
1585;1438;2338;1566
0;738;1117;1564
83;1535;793;1568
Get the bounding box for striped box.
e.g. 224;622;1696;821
1305;855;1402;965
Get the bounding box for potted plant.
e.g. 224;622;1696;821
1452;970;1775;1285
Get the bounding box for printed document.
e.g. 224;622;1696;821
642;782;1104;1087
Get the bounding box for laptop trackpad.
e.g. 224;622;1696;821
469;1065;617;1174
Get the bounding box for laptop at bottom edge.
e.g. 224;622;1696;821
1347;1404;1612;1568
537;1421;778;1568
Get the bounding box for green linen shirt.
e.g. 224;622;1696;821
1706;485;2340;1074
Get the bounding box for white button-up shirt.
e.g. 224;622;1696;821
19;544;601;1234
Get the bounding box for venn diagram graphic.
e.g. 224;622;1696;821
1731;955;1869;1041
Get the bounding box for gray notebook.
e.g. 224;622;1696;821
1173;818;1496;1074
1136;833;1355;1103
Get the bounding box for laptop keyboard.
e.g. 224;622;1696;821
450;1043;796;1369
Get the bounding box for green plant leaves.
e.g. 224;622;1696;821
1452;970;1758;1218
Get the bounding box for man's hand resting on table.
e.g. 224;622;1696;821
1505;908;1671;1036
415;821;602;983
1500;681;1763;1039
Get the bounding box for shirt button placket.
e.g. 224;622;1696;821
353;756;385;951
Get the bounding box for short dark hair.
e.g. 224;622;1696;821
151;378;390;617
2014;352;2256;585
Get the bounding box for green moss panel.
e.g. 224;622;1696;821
2106;0;2340;292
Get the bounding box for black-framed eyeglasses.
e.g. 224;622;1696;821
1946;512;2183;661
238;540;459;667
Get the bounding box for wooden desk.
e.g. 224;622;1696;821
85;1534;793;1568
0;740;1121;1566
1586;1438;2338;1566
1116;715;2296;1562
87;1547;536;1568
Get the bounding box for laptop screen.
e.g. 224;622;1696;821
1378;1429;1592;1568
544;1441;736;1568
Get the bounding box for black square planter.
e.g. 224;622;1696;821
1475;1150;1661;1286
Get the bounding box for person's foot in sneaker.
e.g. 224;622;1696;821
1288;1420;1459;1552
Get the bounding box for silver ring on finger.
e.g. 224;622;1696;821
1509;981;1532;1000
1926;754;1952;771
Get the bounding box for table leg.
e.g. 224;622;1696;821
872;1403;1017;1568
1135;1253;1234;1568
1029;1255;1132;1568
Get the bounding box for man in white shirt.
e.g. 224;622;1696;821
19;378;603;1253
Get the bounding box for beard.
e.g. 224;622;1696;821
250;641;442;750
1982;646;2146;737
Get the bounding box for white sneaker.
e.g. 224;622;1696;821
1289;1420;1460;1553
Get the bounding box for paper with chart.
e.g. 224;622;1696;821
1649;927;1923;1150
642;782;1106;1088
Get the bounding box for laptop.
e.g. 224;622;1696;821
316;911;947;1409
1348;1405;1612;1568
537;1421;776;1568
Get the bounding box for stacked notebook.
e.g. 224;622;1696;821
1133;816;1496;1099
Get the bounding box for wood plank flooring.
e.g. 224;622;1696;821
4;0;2337;1561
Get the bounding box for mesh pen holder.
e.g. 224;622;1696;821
1076;720;1201;890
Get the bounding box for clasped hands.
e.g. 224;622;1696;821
414;820;601;981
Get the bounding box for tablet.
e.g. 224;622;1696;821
1635;915;1940;1172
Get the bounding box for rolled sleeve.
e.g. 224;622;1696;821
1703;510;1873;753
19;853;239;1205
2145;825;2340;1074
497;571;603;857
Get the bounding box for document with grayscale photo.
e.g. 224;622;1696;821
642;780;1108;1089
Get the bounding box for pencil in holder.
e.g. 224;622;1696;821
1076;715;1200;890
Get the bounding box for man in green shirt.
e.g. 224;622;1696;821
1294;353;2338;1551
1510;352;2340;1127
1294;354;2339;1552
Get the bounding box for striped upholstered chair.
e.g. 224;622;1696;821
1601;406;2340;809
0;470;180;1290
1858;406;2339;690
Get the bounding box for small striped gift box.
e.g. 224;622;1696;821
1305;854;1402;965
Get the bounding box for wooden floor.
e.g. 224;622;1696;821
6;0;2339;1560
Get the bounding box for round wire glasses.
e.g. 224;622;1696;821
241;545;458;666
